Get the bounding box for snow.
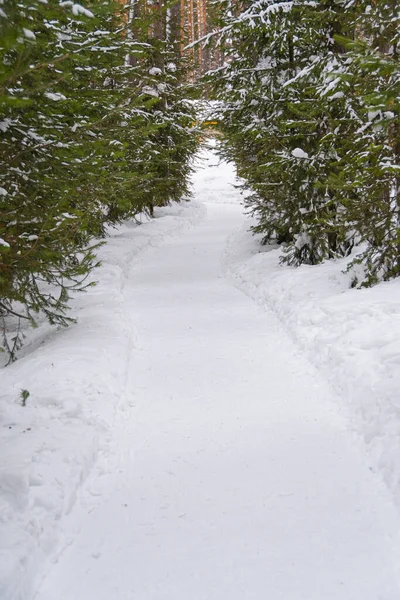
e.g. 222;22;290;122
71;3;94;18
191;140;246;204
224;223;400;507
44;93;67;102
22;29;36;40
0;120;11;133
2;144;400;600
328;91;345;101
320;76;341;96
0;201;205;600
291;147;309;159
0;238;10;247
141;85;159;98
149;67;162;76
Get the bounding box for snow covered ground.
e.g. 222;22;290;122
197;146;400;507
0;201;205;600
2;142;400;600
223;216;400;508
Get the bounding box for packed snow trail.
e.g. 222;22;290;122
34;158;400;599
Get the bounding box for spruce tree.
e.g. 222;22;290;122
210;0;400;284
0;0;199;359
334;0;400;284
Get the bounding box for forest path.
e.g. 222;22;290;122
34;155;400;600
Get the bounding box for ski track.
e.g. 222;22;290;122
33;153;400;599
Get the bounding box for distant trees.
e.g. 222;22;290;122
210;0;400;285
0;0;199;358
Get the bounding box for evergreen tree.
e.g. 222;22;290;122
210;0;400;284
0;0;199;359
334;0;400;284
210;1;353;263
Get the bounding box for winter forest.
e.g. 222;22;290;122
1;1;400;599
1;1;399;353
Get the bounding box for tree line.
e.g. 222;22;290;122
0;0;199;359
210;0;400;286
2;0;398;359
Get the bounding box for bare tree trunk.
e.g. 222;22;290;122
168;0;182;51
125;0;136;66
180;0;186;54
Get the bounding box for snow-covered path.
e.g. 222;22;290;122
34;164;400;599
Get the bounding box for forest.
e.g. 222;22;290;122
0;0;399;354
1;3;400;600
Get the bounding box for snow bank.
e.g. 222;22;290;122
223;224;400;507
0;201;205;600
